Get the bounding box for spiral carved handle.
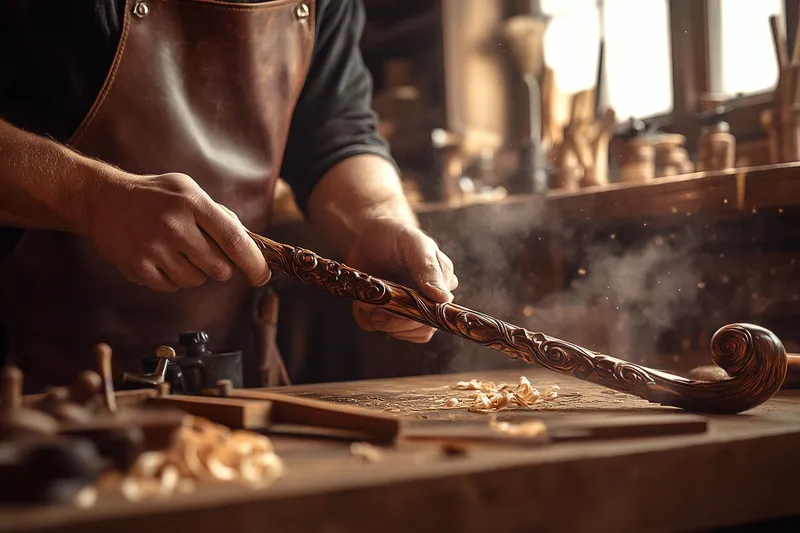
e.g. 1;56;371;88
249;232;788;414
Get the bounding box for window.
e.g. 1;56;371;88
603;0;674;119
708;0;784;98
541;0;674;120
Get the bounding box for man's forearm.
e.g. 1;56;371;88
0;119;107;234
306;154;417;256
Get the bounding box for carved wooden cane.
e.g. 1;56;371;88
248;232;788;414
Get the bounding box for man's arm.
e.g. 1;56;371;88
309;154;458;343
281;0;458;343
0;118;97;234
0;119;269;290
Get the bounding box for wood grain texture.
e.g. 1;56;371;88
147;396;271;429
4;369;800;533
248;232;788;414
225;389;400;442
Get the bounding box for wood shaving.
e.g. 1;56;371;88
350;442;383;463
454;379;496;391
489;417;548;438
459;376;560;413
74;486;98;508
543;385;560;400
121;416;284;501
445;398;459;408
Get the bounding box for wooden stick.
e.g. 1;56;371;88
224;389;400;442
2;366;23;410
771;14;791;107
771;14;789;68
95;343;117;412
147;395;272;429
247;231;788;415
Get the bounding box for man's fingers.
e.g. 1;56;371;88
437;249;459;292
126;261;180;292
181;227;236;282
353;304;438;341
401;236;454;303
157;251;209;288
389;327;436;344
353;303;383;332
194;202;271;286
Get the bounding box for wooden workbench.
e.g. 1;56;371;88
3;367;800;533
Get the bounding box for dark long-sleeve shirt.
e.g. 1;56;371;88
0;0;393;256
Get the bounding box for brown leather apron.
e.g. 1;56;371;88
0;0;315;393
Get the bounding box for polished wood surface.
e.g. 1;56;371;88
248;231;788;414
3;368;800;533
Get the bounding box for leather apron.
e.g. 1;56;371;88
0;0;315;393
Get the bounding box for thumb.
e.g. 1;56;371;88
402;233;454;304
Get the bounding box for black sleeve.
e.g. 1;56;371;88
280;0;397;213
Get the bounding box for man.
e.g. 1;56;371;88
0;0;458;392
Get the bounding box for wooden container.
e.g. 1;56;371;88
697;121;736;171
618;137;655;183
654;134;693;177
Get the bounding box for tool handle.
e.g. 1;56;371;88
249;231;788;414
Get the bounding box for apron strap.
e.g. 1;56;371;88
253;288;291;387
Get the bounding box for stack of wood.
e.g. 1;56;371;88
763;13;800;162
549;87;616;192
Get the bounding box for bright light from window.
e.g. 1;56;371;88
541;0;596;17
714;0;782;97
544;11;601;94
603;0;673;119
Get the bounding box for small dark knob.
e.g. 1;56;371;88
179;331;212;358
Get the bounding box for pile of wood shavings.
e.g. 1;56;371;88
350;442;383;463
449;377;561;413
120;416;284;501
489;417;547;438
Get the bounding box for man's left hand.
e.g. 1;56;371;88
346;217;458;343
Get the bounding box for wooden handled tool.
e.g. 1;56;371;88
149;381;400;442
247;231;788;415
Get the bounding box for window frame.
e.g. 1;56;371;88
508;0;797;150
654;0;798;148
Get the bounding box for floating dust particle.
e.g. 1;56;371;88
779;208;784;214
489;417;547;438
697;281;706;289
610;233;616;239
578;268;587;276
671;206;678;213
522;305;535;317
445;398;459;408
723;199;728;204
350;442;383;463
752;207;758;214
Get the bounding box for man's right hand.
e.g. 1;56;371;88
82;172;271;292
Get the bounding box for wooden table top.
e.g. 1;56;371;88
4;368;800;533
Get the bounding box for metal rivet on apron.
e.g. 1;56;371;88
295;3;310;20
133;1;150;18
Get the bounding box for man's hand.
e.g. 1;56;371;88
83;172;270;292
346;217;458;343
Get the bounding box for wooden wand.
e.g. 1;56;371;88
247;231;788;415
